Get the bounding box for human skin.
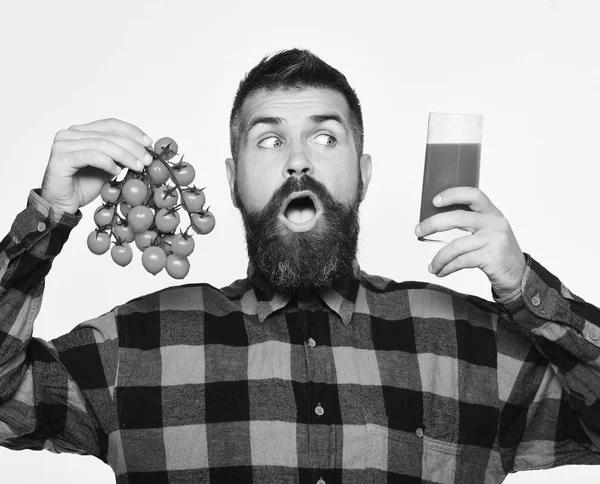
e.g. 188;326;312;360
224;86;524;298
225;87;372;224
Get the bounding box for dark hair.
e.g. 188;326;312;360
229;48;364;165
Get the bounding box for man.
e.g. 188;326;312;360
0;48;599;483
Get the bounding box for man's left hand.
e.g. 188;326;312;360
415;187;527;299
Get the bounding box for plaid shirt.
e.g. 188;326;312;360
1;189;600;484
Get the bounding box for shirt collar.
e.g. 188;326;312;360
247;258;361;326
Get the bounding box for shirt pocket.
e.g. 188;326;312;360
364;410;461;482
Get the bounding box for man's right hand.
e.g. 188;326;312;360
40;118;154;215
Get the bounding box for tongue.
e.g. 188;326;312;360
286;206;316;224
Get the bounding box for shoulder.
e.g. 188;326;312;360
358;269;503;322
115;276;253;317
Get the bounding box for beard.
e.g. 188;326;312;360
234;173;363;299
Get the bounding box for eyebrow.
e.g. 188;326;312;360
245;113;348;139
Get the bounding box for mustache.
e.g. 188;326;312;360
269;175;333;212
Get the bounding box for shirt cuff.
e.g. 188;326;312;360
9;189;82;256
493;252;575;332
30;189;82;225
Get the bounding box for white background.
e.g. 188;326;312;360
0;0;598;482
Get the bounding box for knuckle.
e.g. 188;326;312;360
79;149;94;161
50;139;65;154
493;207;506;218
54;129;68;141
494;214;510;231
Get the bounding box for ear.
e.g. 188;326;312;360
225;157;238;208
358;153;372;202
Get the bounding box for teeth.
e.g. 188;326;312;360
286;206;316;224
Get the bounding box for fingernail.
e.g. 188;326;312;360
136;160;144;170
143;135;153;146
144;153;153;164
415;224;422;237
428;263;434;273
433;195;443;206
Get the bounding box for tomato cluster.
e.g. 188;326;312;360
86;137;215;279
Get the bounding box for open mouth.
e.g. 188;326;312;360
278;191;323;232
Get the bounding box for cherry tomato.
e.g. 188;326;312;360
166;254;190;279
154;137;178;160
182;189;205;212
127;205;154;233
111;243;133;267
155;208;180;234
122;179;149;207
87;230;110;255
142;246;167;275
161;234;175;255
119;201;132;217
153;185;179;209
173;162;195;186
113;222;135;244
94;205;115;228
171;233;195;257
135;230;159;251
190;211;215;235
100;181;121;204
147;159;171;185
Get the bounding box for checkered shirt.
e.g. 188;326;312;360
1;189;600;484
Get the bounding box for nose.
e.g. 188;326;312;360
283;145;314;179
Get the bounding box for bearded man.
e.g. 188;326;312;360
0;48;599;484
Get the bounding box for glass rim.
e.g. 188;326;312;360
428;112;483;119
427;113;483;143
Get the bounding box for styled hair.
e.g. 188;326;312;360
229;48;364;165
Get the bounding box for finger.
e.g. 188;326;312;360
430;233;488;277
56;129;153;167
54;137;144;173
64;149;123;177
434;187;497;214
417;210;481;238
68;117;153;149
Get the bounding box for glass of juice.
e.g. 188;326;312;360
417;113;483;244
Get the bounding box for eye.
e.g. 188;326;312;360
258;136;283;149
314;134;337;146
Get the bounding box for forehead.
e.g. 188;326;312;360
241;87;351;127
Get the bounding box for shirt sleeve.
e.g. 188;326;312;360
0;189;117;459
494;252;600;473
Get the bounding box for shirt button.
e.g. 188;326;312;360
317;479;326;484
308;338;316;348
37;221;46;232
416;428;424;438
531;293;541;306
315;404;324;416
590;331;599;342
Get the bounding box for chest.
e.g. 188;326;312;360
110;310;501;481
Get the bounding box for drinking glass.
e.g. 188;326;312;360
417;113;483;244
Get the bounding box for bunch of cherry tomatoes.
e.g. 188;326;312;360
86;137;215;279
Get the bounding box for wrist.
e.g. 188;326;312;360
40;189;78;215
494;285;522;302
